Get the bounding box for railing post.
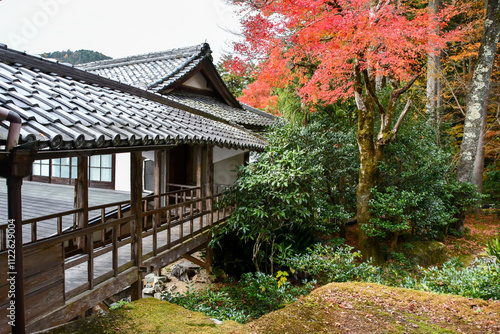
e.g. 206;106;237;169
196;144;202;212
76;156;89;252
165;148;170;207
206;145;214;272
130;151;143;301
153;150;162;256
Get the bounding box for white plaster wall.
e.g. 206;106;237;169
213;147;246;164
115;153;131;192
214;153;245;186
182;72;211;90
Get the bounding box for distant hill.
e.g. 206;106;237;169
41;49;111;65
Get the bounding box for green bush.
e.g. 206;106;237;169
162;272;315;323
281;244;500;300
365;120;481;246
401;258;500;300
213;118;357;273
279;243;378;284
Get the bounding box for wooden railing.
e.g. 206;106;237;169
0;184;232;302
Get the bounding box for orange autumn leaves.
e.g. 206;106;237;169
229;0;462;114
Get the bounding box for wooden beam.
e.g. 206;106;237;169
182;254;209;271
26;267;139;333
142;232;209;269
130;151;143;300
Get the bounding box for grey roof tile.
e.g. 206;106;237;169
166;92;276;128
78;43;276;129
0;47;266;151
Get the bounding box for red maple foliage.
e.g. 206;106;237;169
230;0;461;110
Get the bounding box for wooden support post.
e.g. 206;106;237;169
7;176;26;334
130;151;143;301
196;144;202;212
153;150;162;256
76;156;88;251
165;149;170;205
206;145;214;272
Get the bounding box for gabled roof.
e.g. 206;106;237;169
0;45;266;151
79;44;210;93
78;43;277;130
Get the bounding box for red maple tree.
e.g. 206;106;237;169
230;0;462;261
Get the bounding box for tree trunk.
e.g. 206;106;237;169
356;93;384;263
426;0;442;126
456;0;500;232
472;103;488;191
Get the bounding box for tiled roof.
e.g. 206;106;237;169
78;44;210;92
166;92;275;127
0;46;266;151
78;43;277;129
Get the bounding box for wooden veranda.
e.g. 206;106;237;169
0;145;231;333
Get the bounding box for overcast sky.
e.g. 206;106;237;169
0;0;242;62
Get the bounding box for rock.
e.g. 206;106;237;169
158;276;170;283
153;283;164;293
171;262;199;282
143;287;155;295
144;273;156;284
209;318;223;325
398;241;447;267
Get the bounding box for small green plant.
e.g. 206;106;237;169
276;270;289;288
109;299;133;310
162;272;315;323
486;238;500;261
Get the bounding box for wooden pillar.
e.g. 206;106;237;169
76;156;88;251
206;145;214;272
153;150;162;255
7;176;25;334
130;151;143;300
165;149;170;205
196;145;202;211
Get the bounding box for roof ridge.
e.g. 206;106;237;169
78;43;210;70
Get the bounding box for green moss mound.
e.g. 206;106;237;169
46;283;500;333
250;282;500;334
45;298;244;334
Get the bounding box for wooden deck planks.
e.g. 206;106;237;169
63;214;212;293
0;181;133;242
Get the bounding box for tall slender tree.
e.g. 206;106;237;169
456;0;500;232
427;0;443;127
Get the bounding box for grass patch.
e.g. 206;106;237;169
45;298;244;334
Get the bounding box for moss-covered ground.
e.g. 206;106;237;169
45;282;499;334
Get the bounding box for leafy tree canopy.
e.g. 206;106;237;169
41;49;111;65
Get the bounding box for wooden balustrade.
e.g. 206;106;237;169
0;184;232;304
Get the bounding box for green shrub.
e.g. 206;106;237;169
401;258;500;300
279;243;379;284
281;244;500;300
213;118;357;273
366;120;481;245
162;272;315;323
